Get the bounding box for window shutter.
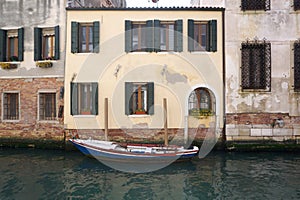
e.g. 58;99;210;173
154;19;160;52
146;20;153;52
70;83;78;115
147;82;154;115
54;25;60;60
34;27;42;61
209;20;217;52
91;83;98;115
93;21;100;53
18;28;24;61
175;19;183;52
125;20;132;53
125;82;133;115
188;19;194;52
0;29;7;62
71;21;79;53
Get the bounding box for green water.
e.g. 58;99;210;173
0;148;299;199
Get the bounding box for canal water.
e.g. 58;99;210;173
1;148;299;200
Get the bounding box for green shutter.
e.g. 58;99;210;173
188;19;194;52
0;29;7;62
93;21;100;53
34;27;42;61
175;20;183;52
125;82;133;115
71;83;78;115
154;20;160;52
125;20;132;53
91;83;98;115
71;21;79;53
146;20;153;52
54;25;60;60
147;82;154;115
209;20;217;52
18;28;24;61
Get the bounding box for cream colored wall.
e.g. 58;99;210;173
64;9;224;130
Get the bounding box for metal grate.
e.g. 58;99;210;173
241;40;271;91
241;0;270;11
294;41;300;91
295;0;300;11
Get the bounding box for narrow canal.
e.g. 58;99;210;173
1;148;299;199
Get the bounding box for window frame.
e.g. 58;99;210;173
0;28;24;62
294;0;300;11
294;40;300;92
159;21;176;52
2;91;20;121
241;0;270;11
38;92;57;121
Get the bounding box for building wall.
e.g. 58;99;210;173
225;0;300;142
64;8;224;143
0;0;66;145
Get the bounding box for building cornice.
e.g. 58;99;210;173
66;7;225;12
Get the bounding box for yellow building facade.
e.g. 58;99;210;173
64;7;225;145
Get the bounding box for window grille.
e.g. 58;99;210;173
241;40;271;91
241;0;270;11
295;0;300;11
3;93;19;120
39;93;56;120
294;41;300;91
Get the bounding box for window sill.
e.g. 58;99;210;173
38;120;59;124
73;115;96;118
2;120;20;123
128;114;150;118
189;51;212;54
0;62;19;70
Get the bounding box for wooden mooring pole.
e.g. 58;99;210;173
163;98;168;146
104;98;108;141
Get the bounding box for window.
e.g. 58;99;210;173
294;0;300;11
3;92;19;120
125;82;154;115
0;28;24;62
188;88;215;117
71;21;99;53
70;83;98;115
125;20;182;52
34;26;59;61
241;40;271;91
241;0;270;11
188;19;217;52
39;93;56;120
294;41;300;91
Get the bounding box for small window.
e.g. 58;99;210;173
34;26;59;61
3;92;19;120
39;93;56;120
125;82;154;115
188;88;215;118
294;41;300;91
71;21;99;53
294;0;300;11
0;28;24;62
241;0;270;11
70;83;98;115
160;21;175;51
241;40;271;91
132;22;147;51
188;19;217;52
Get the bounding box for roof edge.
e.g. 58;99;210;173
66;7;225;11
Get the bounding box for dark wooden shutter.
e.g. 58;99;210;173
125;20;132;53
91;83;98;115
0;29;7;62
209;20;217;52
294;42;300;91
71;21;79;53
93;21;100;53
70;83;78;115
147;82;154;115
18;28;24;61
146;20;153;52
154;20;160;52
188;19;194;52
34;27;42;61
54;25;60;60
125;82;133;115
175;20;183;52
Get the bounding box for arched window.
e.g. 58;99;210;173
188;88;214;116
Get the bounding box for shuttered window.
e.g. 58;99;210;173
294;41;300;91
71;21;99;53
70;82;98;115
294;0;300;11
39;93;56;120
241;41;271;91
3;93;19;120
125;82;154;115
241;0;270;11
0;28;24;62
188;19;217;52
125;20;182;53
34;26;59;61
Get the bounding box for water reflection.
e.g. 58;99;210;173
0;148;299;199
